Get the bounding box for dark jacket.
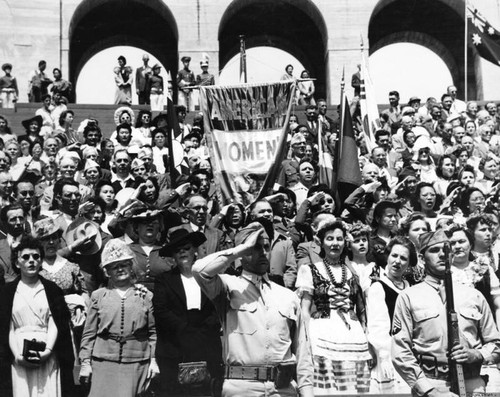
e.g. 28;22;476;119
153;267;222;375
0;276;74;394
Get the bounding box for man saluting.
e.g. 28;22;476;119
193;222;314;397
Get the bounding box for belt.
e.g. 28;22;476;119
417;354;479;381
419;357;450;381
225;365;278;382
98;332;147;344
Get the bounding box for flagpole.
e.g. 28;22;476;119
340;66;345;164
239;35;247;83
465;0;468;101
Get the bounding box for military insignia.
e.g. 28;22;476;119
392;316;402;335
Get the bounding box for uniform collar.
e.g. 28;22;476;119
241;270;271;286
424;274;443;290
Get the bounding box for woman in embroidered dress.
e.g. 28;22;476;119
78;238;159;397
296;220;372;395
366;236;416;394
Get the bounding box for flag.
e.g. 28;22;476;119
198;81;296;206
335;90;363;203
165;97;190;187
467;4;500;65
317;121;334;191
360;50;380;150
338;92;363;186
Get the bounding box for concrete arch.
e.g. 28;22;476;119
369;0;477;99
69;0;178;100
218;0;328;98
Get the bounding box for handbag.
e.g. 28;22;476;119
177;361;210;386
22;338;46;360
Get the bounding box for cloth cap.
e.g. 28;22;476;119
418;230;448;253
181;56;191;62
2;63;12;71
408;96;421;104
234;222;267;246
84;159;100;173
101;238;135;268
131;158;145;170
59;152;80;167
152;63;161;70
290;133;306;146
401;106;416;115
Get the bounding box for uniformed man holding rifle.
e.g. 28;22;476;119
392;229;500;396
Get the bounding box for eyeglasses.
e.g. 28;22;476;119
190;205;208;212
116;159;129;163
20;253;40;261
63;192;81;199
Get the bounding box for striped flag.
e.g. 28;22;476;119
332;89;363;206
337;91;363;188
317;120;335;191
360;50;380;151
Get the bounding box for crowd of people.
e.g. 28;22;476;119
0;53;499;397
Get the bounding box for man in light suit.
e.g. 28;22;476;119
170;194;232;259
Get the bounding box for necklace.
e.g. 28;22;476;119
389;277;405;290
323;258;347;288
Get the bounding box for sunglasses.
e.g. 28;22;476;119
20;253;40;261
19;190;35;197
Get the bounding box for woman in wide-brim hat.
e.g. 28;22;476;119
20;115;43;143
79;238;159;397
154;227;223;396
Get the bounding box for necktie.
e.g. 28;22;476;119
438;282;447;304
258;277;271;306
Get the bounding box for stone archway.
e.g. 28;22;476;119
69;0;178;101
218;0;328;99
369;0;477;99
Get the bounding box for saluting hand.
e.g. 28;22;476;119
240;228;265;256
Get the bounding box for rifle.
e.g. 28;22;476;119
444;249;467;397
